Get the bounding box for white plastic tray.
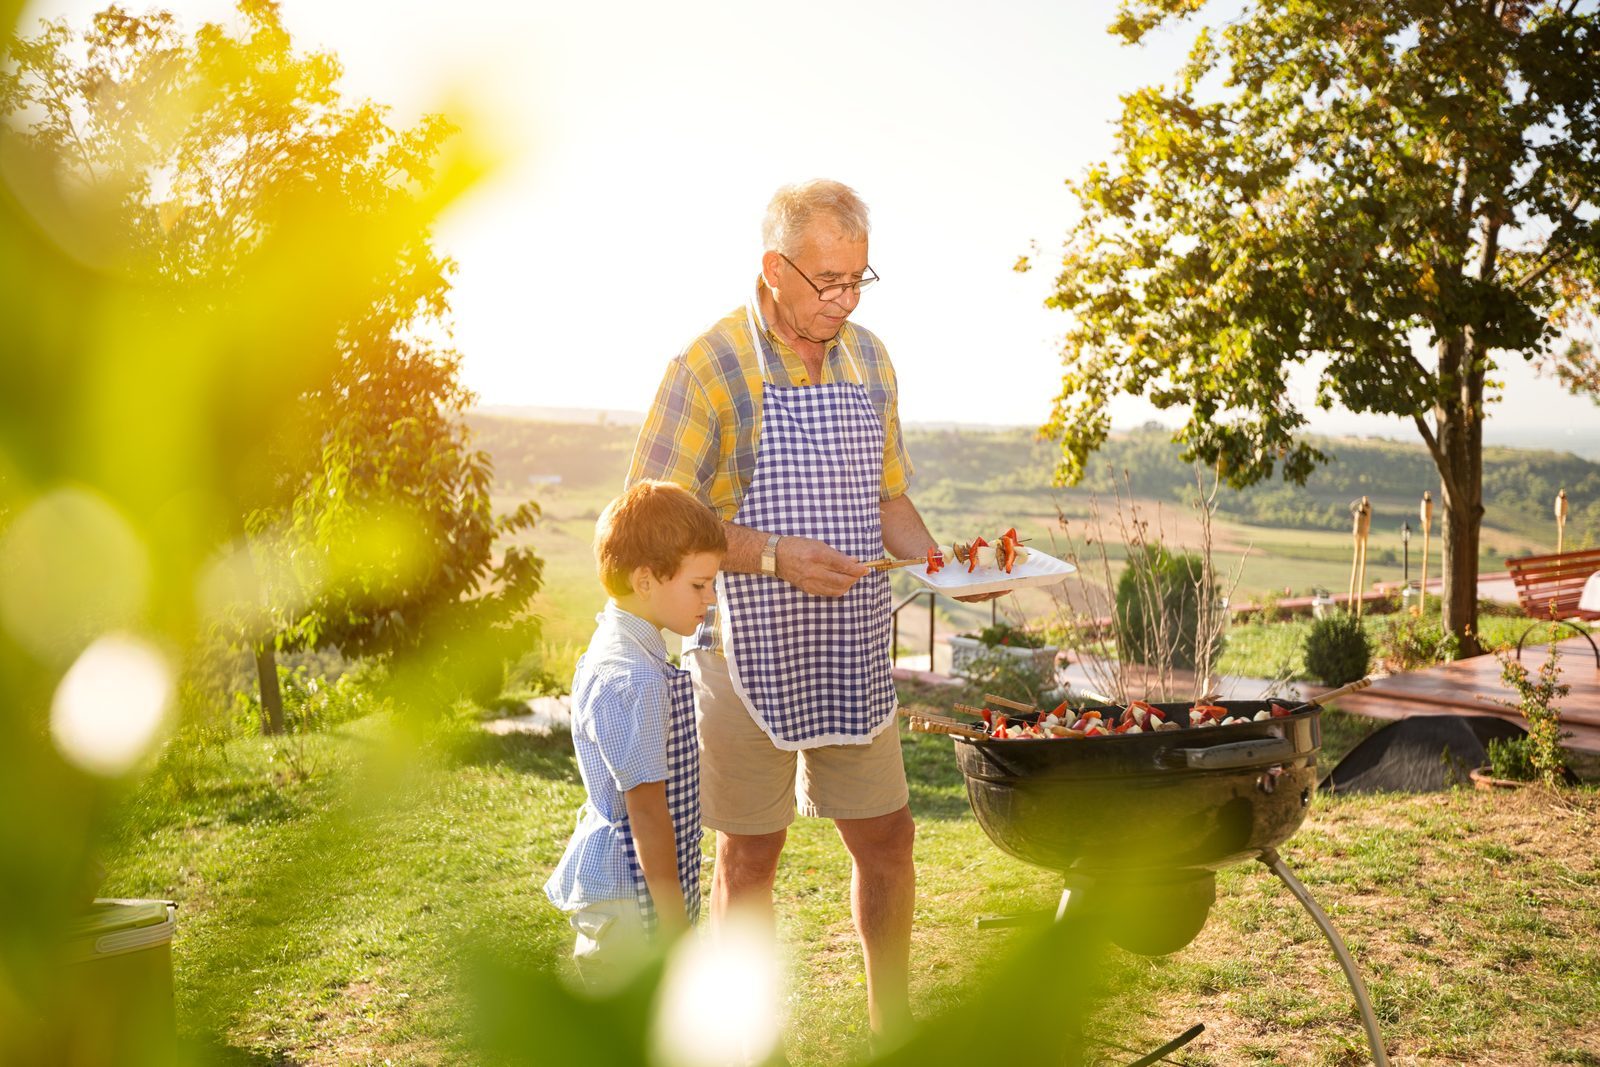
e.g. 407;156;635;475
907;546;1076;599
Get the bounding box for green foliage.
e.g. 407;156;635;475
958;647;1060;709
971;621;1047;649
1;3;544;674
1041;0;1600;489
1487;735;1539;783
1037;0;1600;646
1113;543;1212;669
1489;641;1571;784
1303;613;1373;687
0;1;560;1060
1376;612;1461;673
1254;586;1283;624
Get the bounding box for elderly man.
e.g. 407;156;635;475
627;179;983;1036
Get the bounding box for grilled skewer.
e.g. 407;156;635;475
902;712;989;740
982;693;1037;713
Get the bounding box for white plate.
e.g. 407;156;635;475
905;546;1076;599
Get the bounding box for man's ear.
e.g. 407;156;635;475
760;249;784;290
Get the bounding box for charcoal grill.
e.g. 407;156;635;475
950;696;1390;1066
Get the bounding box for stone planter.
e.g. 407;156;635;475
948;634;1059;679
1469;766;1530;792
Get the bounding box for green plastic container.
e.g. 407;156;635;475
66;898;179;1061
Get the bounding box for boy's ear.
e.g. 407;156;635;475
630;564;655;595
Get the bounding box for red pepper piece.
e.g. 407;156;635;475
1270;703;1293;718
993;714;1008;736
967;535;988;573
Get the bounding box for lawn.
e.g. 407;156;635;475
1216;608;1579;683
100;696;1600;1066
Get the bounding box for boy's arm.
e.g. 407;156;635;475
623;781;689;936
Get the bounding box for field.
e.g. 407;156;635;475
473;415;1574;684
100;701;1600;1065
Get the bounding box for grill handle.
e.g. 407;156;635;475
1169;737;1296;770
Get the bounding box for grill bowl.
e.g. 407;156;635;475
954;700;1320;955
954;701;1321;877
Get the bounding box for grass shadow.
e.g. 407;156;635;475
184;1034;303;1065
445;728;578;780
903;729;980;821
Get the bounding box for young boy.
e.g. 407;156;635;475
544;480;726;986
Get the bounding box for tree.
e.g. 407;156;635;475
2;2;541;730
1033;0;1600;653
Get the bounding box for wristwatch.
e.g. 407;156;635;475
760;533;782;577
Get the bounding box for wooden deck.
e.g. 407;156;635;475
1330;636;1600;753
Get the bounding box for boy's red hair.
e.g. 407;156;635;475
595;481;727;598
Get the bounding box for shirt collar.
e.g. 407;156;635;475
602;601;669;664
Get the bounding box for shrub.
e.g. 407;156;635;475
1113;544;1215;670
1257;587;1284;624
1487;735;1538;782
972;622;1047;649
1487;641;1570;784
960;647;1060;709
1376;613;1460;673
1303;612;1372;686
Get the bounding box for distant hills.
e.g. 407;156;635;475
467;412;1600;551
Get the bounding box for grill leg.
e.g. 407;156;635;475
1260;849;1389;1067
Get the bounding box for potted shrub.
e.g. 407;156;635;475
1472;640;1571;790
949;622;1059;679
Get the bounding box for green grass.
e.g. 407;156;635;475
99;702;1600;1066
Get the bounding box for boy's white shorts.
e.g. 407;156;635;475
570;898;648;991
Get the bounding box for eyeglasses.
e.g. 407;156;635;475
778;253;879;302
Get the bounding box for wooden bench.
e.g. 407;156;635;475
1505;548;1600;622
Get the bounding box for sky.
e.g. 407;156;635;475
18;0;1600;453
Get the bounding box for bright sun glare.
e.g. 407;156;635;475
50;633;175;777
651;913;783;1067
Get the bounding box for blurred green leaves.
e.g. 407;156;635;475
0;1;541;1059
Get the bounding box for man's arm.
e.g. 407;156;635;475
623;781;689;937
880;493;937;560
880;493;1004;603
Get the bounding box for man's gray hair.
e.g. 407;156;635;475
761;180;870;257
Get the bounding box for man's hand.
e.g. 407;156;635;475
776;536;869;597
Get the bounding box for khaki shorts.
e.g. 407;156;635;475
688;649;908;835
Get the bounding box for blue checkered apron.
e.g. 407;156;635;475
714;300;897;750
620;664;701;934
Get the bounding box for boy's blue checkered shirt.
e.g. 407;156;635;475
544;602;677;910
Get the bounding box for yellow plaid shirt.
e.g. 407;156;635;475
626;282;913;520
